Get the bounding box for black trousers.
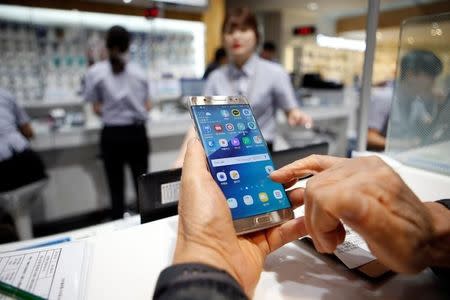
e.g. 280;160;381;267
0;148;47;193
101;124;149;220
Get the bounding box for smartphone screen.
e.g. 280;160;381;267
191;103;291;220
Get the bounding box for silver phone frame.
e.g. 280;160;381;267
187;95;294;235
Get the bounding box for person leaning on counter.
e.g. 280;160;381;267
83;26;151;220
0;88;48;243
174;7;312;166
154;139;450;299
0;88;47;194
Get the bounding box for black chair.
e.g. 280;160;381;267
138;168;181;224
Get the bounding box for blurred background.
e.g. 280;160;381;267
0;0;448;241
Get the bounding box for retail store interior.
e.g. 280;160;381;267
0;1;449;298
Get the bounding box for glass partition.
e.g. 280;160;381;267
386;13;450;175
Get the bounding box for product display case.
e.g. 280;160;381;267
0;5;205;106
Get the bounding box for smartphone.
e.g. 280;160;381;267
188;96;293;235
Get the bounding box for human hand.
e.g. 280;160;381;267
271;155;440;273
173;139;307;297
287;108;313;128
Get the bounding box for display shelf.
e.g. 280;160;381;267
0;4;205;107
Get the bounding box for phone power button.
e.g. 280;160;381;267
255;215;272;224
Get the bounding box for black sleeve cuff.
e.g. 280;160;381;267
153;263;247;300
435;199;450;210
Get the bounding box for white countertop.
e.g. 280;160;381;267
30;105;353;151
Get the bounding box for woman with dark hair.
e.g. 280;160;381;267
175;7;311;166
84;25;151;220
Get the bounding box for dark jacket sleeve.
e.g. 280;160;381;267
430;199;450;282
153;263;248;300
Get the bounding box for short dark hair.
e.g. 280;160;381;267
222;7;260;45
400;49;443;80
214;47;227;62
106;25;130;53
263;41;276;52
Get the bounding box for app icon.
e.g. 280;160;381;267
225;123;234;131
231;138;240;146
219;139;228;147
231;109;240;117
227;198;238;208
237;122;246;131
213;123;223;132
229;170;240;180
253;135;263;144
242;136;251;145
243;195;254;205
220;110;230;117
242;108;251;116
207;140;215;148
216;172;227;182
258;192;269;202
265;165;274;174
247;122;256;130
205;112;212;116
203;125;211;134
273;190;283;199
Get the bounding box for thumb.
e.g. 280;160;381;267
183;138;208;174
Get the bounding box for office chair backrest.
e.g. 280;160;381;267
138;168;181;224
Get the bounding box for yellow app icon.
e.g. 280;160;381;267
258;192;269;202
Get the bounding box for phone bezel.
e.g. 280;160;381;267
187;95;294;235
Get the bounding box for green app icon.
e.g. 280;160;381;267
242;137;251;145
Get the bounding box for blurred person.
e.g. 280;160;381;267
0;88;47;193
153;141;450;299
84;26;151;220
0;88;47;243
367;80;394;151
174;7;312;166
203;47;228;79
259;41;277;62
367;49;443;151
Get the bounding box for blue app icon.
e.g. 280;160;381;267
207;140;215;148
237;122;246;131
242;109;251;116
203;125;212;133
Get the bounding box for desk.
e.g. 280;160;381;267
84;215;448;300
83;153;449;300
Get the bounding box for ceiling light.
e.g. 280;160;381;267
316;34;366;52
123;0;133;4
306;2;319;11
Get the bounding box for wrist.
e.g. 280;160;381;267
173;239;243;289
424;202;450;268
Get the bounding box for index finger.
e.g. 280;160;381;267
270;155;346;183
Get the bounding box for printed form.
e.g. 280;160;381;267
0;241;89;300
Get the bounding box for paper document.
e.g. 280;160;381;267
295;205;376;269
333;225;376;269
0;241;90;300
